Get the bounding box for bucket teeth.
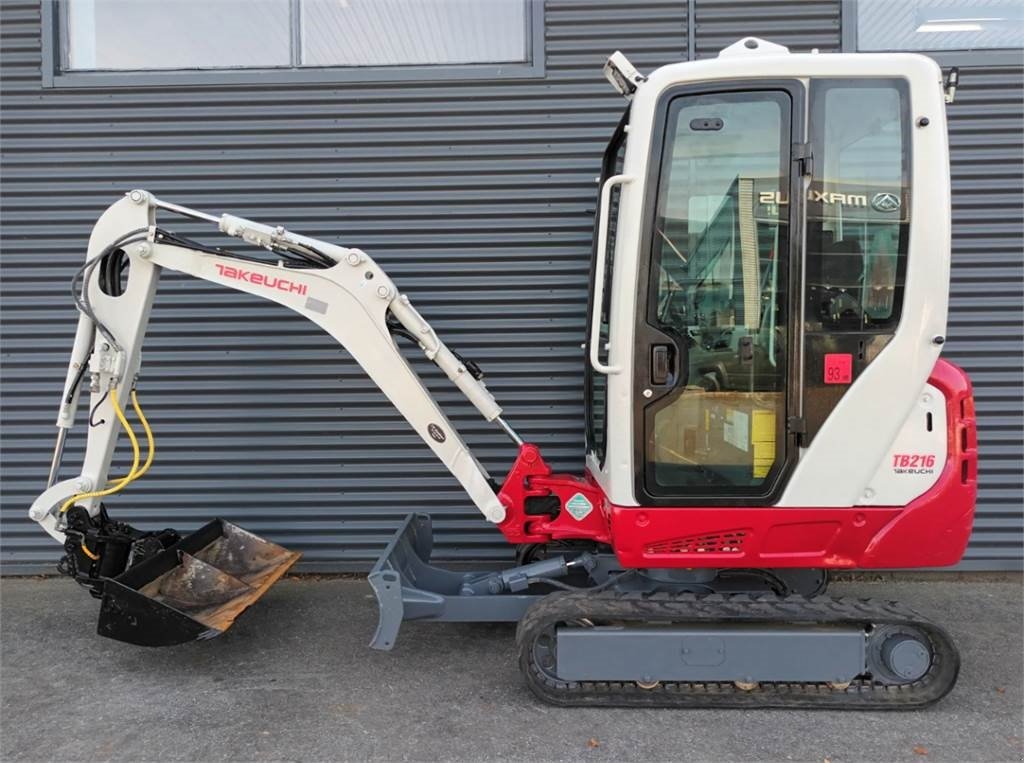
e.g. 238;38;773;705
98;520;300;646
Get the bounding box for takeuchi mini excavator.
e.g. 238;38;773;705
31;39;976;709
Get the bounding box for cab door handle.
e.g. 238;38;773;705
651;344;672;385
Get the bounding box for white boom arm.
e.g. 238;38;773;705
30;190;513;542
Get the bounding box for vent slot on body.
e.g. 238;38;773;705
645;529;750;555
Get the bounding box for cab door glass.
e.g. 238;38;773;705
647;90;791;491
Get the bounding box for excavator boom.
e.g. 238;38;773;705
34;191;514;540
30;190;526;645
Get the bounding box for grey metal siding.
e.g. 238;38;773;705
694;0;841;57
0;0;688;571
1;0;1021;573
942;64;1024;570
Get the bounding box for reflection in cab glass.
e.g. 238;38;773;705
647;90;790;492
807;81;910;331
800;79;911;442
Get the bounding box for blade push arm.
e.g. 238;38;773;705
30;190;511;541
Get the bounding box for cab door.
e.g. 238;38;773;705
632;82;804;506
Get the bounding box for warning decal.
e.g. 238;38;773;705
565;493;593;521
824;353;853;385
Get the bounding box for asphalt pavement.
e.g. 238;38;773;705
1;577;1021;762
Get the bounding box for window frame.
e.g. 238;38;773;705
800;77;913;445
584;108;630;468
644;88;793;498
806;77;912;333
41;0;545;89
631;80;807;508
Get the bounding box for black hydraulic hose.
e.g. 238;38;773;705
282;240;335;269
387;321;484;381
71;228;149;350
158;229;332;270
64;347;93;405
71;225;336;361
529;568;638;593
89;388;109;427
99;246;125;297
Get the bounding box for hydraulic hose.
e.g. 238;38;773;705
63;388;156;560
61;388;140;514
105;388;155;484
128;388;155;481
79;542;100;560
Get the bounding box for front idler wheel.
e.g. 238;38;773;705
867;625;933;684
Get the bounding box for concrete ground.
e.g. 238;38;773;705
1;577;1021;763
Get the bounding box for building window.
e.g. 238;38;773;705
66;0;293;70
857;0;1023;51
301;0;527;67
45;0;541;86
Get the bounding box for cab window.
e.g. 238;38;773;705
806;80;910;331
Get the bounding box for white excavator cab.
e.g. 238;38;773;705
586;39;952;516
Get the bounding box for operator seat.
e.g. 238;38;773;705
808;237;864;328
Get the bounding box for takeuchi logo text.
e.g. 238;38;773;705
214;263;308;296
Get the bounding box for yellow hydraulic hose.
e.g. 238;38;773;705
79;542;100;560
64;387;156;561
61;388;140;514
105;388;155;484
128;388;155;481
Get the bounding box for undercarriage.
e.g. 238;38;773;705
368;514;957;708
517;593;957;709
59;508;958;710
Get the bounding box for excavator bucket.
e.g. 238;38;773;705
97;520;300;646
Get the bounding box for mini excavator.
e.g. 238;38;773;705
30;39;976;708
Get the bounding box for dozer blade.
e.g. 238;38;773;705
367;513;545;651
97;520;300;646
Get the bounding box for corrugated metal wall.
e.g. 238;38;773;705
0;0;689;571
1;0;1020;572
942;63;1024;569
693;0;841;57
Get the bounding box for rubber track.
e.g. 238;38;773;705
516;591;960;709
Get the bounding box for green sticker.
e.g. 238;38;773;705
565;492;593;521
